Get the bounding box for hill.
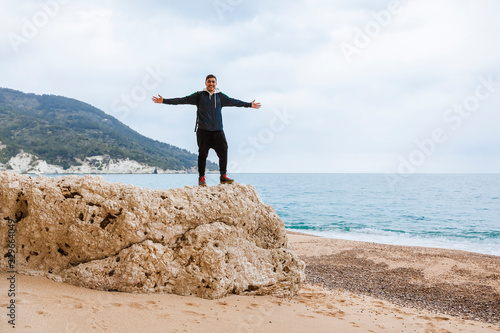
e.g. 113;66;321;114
0;88;217;173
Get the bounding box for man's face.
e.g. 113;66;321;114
205;78;217;92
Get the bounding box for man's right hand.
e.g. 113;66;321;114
152;95;163;103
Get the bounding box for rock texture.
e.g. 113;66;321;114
0;172;305;299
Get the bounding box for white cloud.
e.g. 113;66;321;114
1;0;499;173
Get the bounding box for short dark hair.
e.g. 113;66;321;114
206;74;217;82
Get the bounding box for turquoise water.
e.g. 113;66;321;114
44;173;500;256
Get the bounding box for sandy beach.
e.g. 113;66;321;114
1;232;499;333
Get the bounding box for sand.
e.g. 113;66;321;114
1;232;499;333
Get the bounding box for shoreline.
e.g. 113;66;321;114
14;172;499;257
287;231;500;324
4;173;498;258
286;229;500;258
1;231;498;332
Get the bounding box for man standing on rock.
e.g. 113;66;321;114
152;74;261;186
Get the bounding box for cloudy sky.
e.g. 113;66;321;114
1;0;499;173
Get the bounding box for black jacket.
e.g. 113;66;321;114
162;89;252;131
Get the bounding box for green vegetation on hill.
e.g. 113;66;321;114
0;88;217;171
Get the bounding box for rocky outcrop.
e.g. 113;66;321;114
0;172;305;299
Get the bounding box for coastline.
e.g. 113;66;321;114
287;231;500;324
288;228;500;257
1;231;498;332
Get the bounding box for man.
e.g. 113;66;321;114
152;74;261;186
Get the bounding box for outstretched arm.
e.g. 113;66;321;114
220;93;261;109
152;92;199;105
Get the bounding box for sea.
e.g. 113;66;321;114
44;173;500;256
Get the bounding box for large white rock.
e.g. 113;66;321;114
0;172;305;299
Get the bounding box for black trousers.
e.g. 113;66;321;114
196;129;228;177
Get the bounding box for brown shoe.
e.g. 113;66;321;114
220;174;234;184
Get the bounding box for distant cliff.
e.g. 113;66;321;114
0;88;217;173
